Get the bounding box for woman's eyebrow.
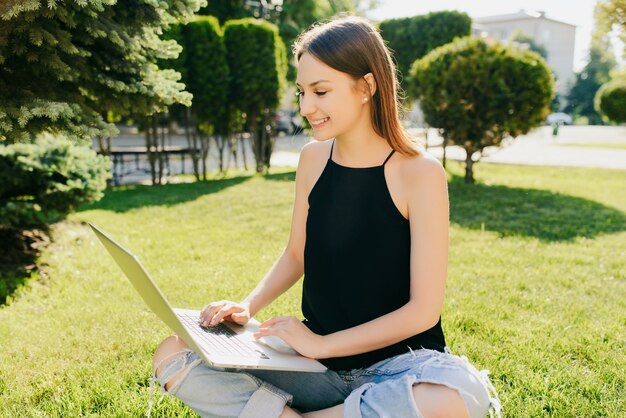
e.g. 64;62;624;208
295;79;332;87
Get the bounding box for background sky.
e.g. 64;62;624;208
366;0;622;73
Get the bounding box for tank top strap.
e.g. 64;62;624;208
382;149;395;166
329;138;335;160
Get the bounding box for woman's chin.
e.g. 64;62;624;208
312;131;335;142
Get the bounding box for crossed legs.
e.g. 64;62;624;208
153;336;469;418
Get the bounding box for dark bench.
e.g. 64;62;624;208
102;146;193;185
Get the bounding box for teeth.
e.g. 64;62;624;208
311;117;329;126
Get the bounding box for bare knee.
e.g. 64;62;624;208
412;383;469;418
153;335;190;391
279;405;303;418
153;335;189;367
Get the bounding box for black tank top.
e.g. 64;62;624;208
302;139;446;371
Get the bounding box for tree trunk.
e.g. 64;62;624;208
215;135;225;172
191;125;200;181
97;136;111;155
185;108;200;181
145;116;156;185
200;132;210;181
240;134;248;171
262;116;274;173
249;111;264;173
99;135;113;188
153;116;163;185
158;117;166;184
225;134;236;171
464;146;475;184
259;119;268;173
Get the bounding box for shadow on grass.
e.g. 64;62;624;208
263;170;296;182
3;173;270;304
448;175;626;241
0;228;49;305
78;175;252;213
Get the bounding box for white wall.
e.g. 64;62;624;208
474;15;576;96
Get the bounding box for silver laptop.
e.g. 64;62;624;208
89;223;326;373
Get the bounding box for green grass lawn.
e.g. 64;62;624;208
1;161;625;417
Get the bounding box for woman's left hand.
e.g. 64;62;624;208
253;316;328;359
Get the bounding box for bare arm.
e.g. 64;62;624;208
204;143;325;327
241;250;303;317
241;144;315;317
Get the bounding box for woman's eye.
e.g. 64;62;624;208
295;90;327;98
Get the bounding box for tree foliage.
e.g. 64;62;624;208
201;1;376;81
278;0;324;81
565;43;616;125
595;77;626;123
0;136;110;229
379;11;471;92
181;16;230;179
565;3;617;125
410;37;554;183
0;0;204;144
199;0;248;23
224;18;287;172
184;17;230;132
597;0;626;58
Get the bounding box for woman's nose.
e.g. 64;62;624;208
299;96;315;117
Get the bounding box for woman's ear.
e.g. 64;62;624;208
363;73;377;98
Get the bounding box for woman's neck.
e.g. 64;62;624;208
334;119;390;167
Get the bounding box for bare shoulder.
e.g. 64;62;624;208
299;139;331;163
394;151;448;221
397;151;447;187
297;139;332;191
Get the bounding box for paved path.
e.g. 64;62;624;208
97;125;626;185
469;126;626;170
272;125;626;170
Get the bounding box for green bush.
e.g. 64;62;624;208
379;11;471;92
0;137;111;229
595;77;626;123
410;36;554;183
224;18;287;172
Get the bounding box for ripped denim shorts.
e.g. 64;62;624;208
150;346;502;418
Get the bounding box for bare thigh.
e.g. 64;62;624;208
413;383;470;418
300;383;469;418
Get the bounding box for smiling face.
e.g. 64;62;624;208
296;52;370;142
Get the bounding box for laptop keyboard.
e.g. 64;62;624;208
178;313;269;359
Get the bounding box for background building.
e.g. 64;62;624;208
472;9;576;98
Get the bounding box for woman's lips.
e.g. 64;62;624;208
310;117;330;128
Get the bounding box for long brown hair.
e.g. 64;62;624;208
293;15;421;156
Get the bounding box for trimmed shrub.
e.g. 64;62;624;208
0;137;111;229
224;18;288;172
595;78;626;123
410;36;554;183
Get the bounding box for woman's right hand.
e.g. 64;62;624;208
199;300;251;327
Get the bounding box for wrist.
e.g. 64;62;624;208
240;299;255;316
318;334;333;359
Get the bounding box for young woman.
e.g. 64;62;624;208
151;16;501;418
